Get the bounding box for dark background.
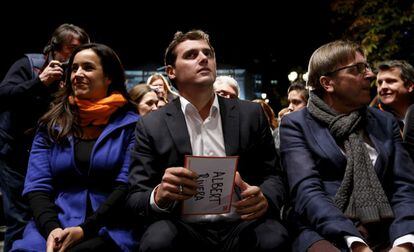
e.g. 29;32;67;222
0;1;335;102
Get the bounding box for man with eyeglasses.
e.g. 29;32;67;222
376;60;414;132
280;40;414;252
213;75;240;99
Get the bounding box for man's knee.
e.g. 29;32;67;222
243;219;290;251
139;220;179;252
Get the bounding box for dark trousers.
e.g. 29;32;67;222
68;236;121;252
0;159;30;252
139;218;290;252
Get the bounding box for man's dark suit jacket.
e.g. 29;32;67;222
280;107;414;252
403;104;414;161
127;96;285;219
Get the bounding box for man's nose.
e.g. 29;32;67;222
365;69;376;81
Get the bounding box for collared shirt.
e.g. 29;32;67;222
179;94;225;157
150;94;240;223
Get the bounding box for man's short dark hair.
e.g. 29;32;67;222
164;29;215;67
377;60;414;87
288;82;309;102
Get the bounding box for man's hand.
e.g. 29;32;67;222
233;172;268;220
39;60;64;86
389;243;414;252
56;226;84;252
46;228;64;252
351;242;373;252
155;167;198;208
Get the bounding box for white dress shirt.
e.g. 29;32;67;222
150;94;240;223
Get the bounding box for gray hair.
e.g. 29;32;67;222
213;75;240;97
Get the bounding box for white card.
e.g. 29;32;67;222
182;155;238;215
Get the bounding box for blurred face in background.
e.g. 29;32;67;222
215;84;238;99
288;90;307;112
149;79;166;99
54;36;82;63
157;98;167;108
138;90;158;115
377;67;414;110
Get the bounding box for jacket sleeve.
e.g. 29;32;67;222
23;129;60;238
26;191;61;238
279;115;361;244
80;183;128;239
389;117;414;241
126;118;164;219
253;105;286;215
0;57;49;103
23;128;54;194
81;125;136;237
114;126;136;184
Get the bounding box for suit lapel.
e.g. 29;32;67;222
306;111;347;169
219;97;240;156
365;111;389;174
165;99;193;156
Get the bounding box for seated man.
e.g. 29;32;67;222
280;40;414;252
127;30;289;252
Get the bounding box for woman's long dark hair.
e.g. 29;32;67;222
39;43;133;142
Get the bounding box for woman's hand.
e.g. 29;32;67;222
56;226;84;252
389;243;414;252
351;242;373;252
46;228;64;252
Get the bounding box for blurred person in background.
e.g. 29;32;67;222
213;75;239;99
287;82;308;113
0;23;89;251
147;73;178;103
376;60;414;132
129;83;159;116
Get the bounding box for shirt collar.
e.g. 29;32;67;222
179;93;220;118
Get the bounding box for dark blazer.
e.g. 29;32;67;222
280;107;414;252
403;104;414;161
127;96;285;219
0;56;55;173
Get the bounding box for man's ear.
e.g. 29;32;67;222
407;81;414;93
320;76;334;93
166;65;176;81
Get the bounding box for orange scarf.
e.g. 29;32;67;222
69;92;127;139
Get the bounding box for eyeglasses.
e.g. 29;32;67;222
324;62;371;76
215;90;238;99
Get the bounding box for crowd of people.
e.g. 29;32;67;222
0;23;414;252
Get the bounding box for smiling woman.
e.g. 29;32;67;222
71;48;111;100
11;43;140;252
